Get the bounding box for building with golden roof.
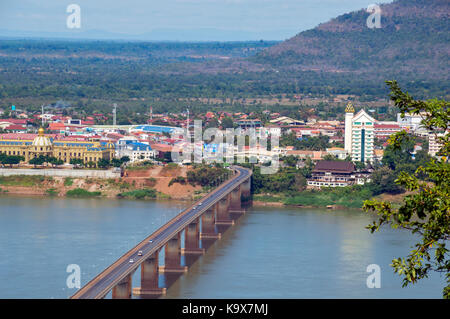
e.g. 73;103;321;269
0;128;115;166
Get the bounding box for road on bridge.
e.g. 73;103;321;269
71;166;251;299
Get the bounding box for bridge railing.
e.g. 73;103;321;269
71;166;250;299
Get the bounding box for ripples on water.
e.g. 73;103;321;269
0;196;445;298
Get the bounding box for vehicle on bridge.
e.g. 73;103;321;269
71;166;252;299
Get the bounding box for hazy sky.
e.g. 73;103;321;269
0;0;393;40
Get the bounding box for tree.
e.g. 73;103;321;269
86;161;96;168
49;157;64;167
323;154;343;161
1;155;24;167
298;157;314;179
382;134;415;170
281;155;298;167
97;158;110;169
354;161;366;171
44;156;63;168
70;158;84;168
221;116;234;129
111;158;122;167
363;81;449;298
368;166;404;195
120;156;130;164
29;156;46;168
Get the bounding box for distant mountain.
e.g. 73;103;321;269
153;0;449;98
251;0;449;78
0;0;448;100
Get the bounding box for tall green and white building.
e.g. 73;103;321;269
344;103;375;164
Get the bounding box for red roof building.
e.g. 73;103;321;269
4;124;27;132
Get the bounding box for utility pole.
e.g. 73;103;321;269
113;103;117;126
41;104;45;127
186;106;190;141
186;106;190;129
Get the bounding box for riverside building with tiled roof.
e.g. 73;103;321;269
307;160;370;188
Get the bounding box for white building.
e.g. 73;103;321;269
428;133;445;157
258;126;282;137
397;113;426;133
344;103;376;164
116;137;157;163
326;147;348;160
374;122;402;140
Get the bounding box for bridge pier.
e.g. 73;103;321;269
160;233;188;273
229;185;241;210
228;185;246;220
215;196;234;225
133;252;166;296
200;207;221;240
182;219;205;255
241;177;251;206
112;274;132;299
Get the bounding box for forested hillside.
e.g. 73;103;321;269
0;0;448;112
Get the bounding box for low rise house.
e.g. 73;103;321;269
374;123;402;140
286;150;326;162
307;160;370;188
4;124;27;133
326;147;348;160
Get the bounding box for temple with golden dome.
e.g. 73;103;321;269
0;128;115;165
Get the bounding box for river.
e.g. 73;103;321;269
0;196;445;299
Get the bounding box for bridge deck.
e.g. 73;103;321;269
71;166;251;299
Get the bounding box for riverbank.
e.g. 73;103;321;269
0;167;408;208
252;190;408;210
0;166;203;201
251;200;351;210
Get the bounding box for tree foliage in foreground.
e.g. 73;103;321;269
363;81;449;298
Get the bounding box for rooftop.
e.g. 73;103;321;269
313;161;355;174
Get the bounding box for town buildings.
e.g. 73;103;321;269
116;136;157;163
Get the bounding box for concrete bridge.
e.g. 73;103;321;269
71;166;252;299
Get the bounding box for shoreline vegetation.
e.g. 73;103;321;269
0;173;407;209
252;192;407;210
0;161;411;209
